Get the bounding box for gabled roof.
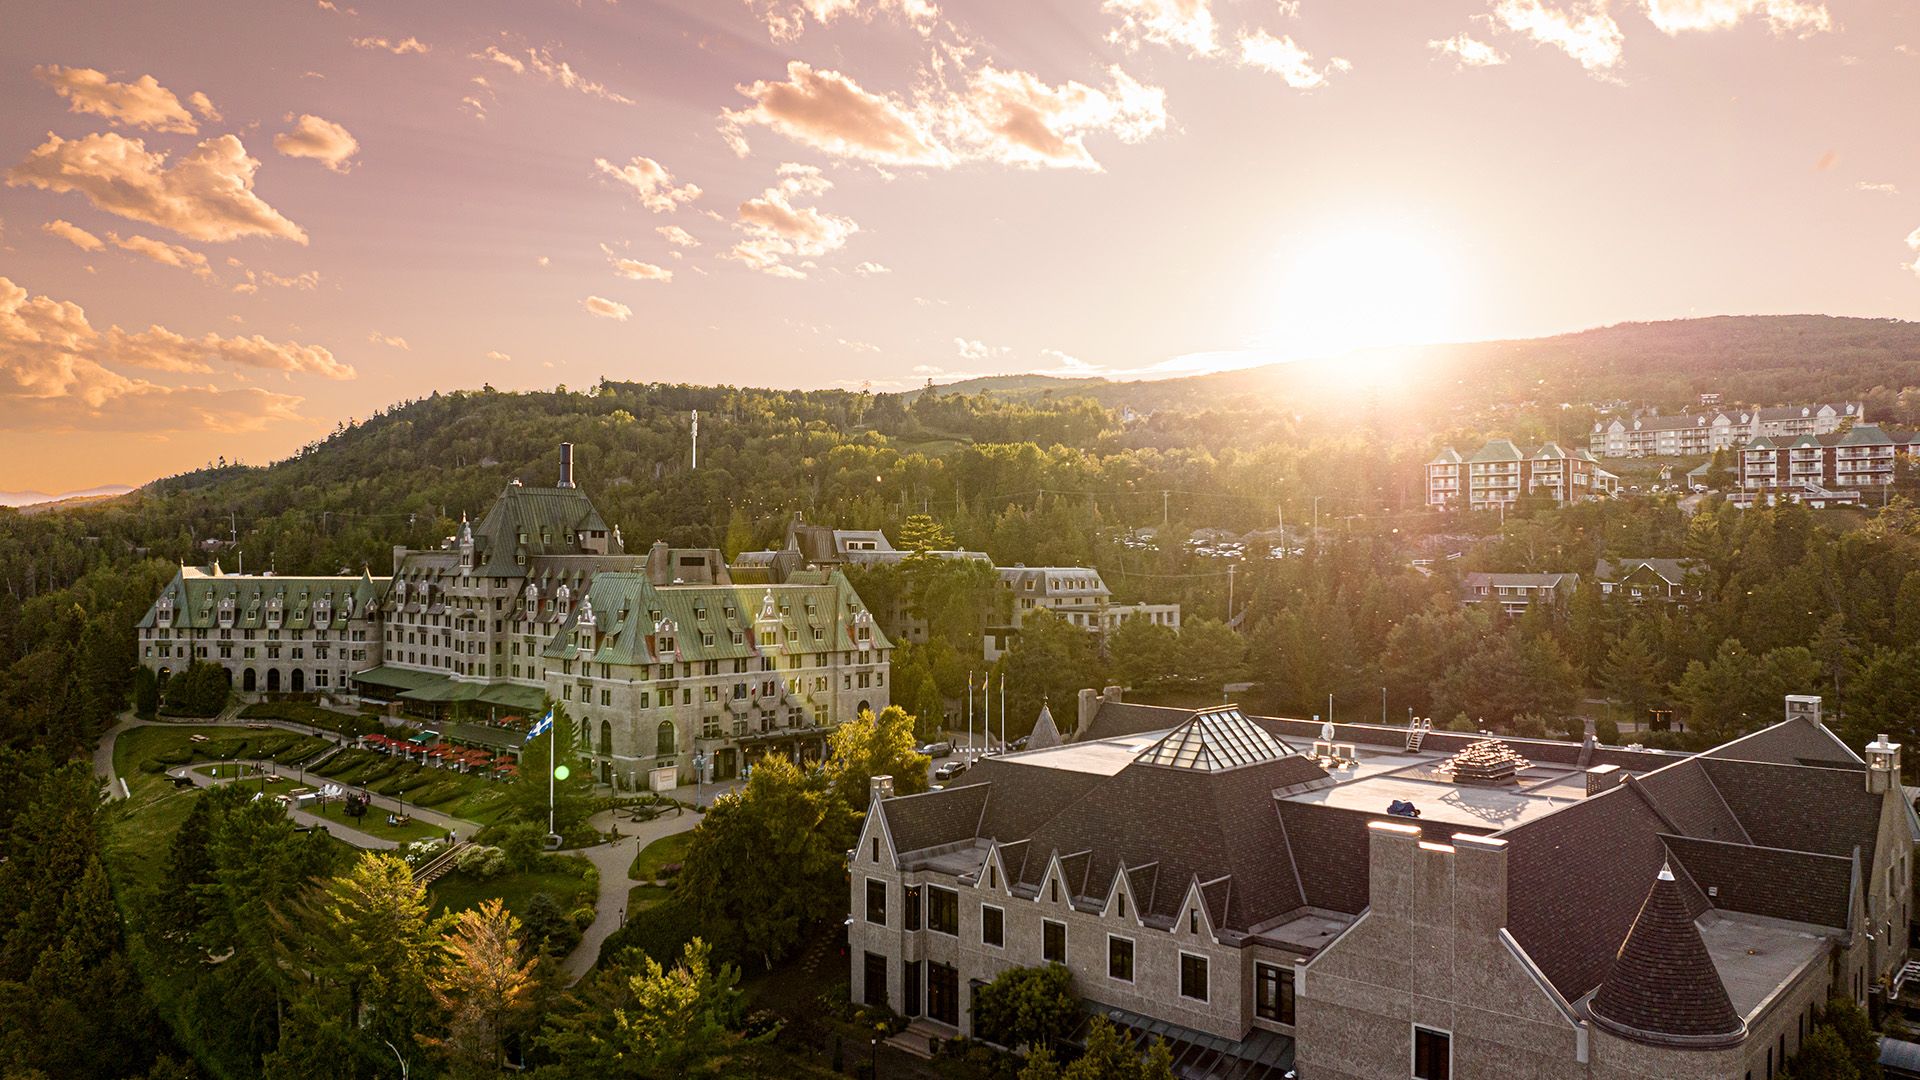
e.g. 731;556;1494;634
1589;866;1744;1047
881;784;988;853
1530;442;1568;460
1593;557;1692;586
139;565;386;630
1462;572;1578;588
1839;422;1893;446
1071;700;1195;744
1427;446;1463;465
1468;439;1524;462
466;483;619;576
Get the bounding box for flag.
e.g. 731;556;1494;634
529;709;554;738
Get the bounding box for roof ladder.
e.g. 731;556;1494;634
1406;717;1431;753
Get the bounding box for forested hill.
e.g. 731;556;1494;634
925;315;1920;419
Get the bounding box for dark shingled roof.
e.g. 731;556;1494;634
881;784;988;854
947;756;1108;842
1663;834;1854;929
1589;868;1744;1046
1634;761;1750;844
1703;719;1863;769
1071;700;1195;743
1701;758;1882;860
1275;800;1488;914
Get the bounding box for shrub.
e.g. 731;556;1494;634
454;844;508;880
1595;717;1621;744
970;964;1078;1052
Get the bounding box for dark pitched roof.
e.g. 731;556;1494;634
1071;700;1194;743
1662;835;1853;929
1633;761;1749;844
1702;718;1863;768
946;757;1108;842
881;784;988;854
1028;704;1063;750
1589;867;1744;1046
1699;758;1881;861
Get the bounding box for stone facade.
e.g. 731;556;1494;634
137;566;384;695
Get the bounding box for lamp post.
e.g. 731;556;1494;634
692;750;706;810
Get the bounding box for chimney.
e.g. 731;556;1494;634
1585;763;1624;796
1866;734;1900;795
558;442;576;489
1785;694;1821;725
646;540;669;584
1078;688;1099;735
870;775;894;804
1103;685;1123;704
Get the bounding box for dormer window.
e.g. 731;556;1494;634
157;595;175;625
522;584;538;615
555;585;571;620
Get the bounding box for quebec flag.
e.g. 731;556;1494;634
529;709;554;738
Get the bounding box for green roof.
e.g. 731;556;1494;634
140;566;386;630
465;484;620;576
1839;423;1892;446
352;665;445;691
444;722;527;751
1469;439;1524;463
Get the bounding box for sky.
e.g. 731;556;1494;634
2;0;1918;492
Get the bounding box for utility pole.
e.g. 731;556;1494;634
1162;490;1170;528
1226;563;1235;620
691;410;699;470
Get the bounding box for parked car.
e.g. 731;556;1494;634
934;760;969;782
918;741;952;758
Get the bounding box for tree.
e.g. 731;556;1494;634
534;939;757;1078
1381;599;1490;717
1788;1028;1859;1080
1601;624;1661;722
423;898;538;1074
508;703;594;840
1670;640;1820;746
970;964;1079;1052
823;705;930;825
1024;1016;1175;1080
1431;629;1579;730
1843;644;1920;760
1107;616;1177;691
676;754;850;968
1173;618;1247;697
1002;610;1105;741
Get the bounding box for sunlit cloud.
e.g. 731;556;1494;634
724;58;1167;171
476;43;634;105
43;218;104;252
1858;181;1900;195
33;66;207;134
369;331;411;350
593;156;702;211
656;225;700;248
600;243;674;282
1430;32;1510;67
1490;0;1624;72
1639;0;1830;36
1236;30;1351;88
582;295;632;320
7;132;308;244
854;261;890;275
485;350;511;363
232;268;321;294
352;35;430;54
109;232;213;279
1906;225;1920;277
955;337;1008;361
745;0;939;42
724;163;858;279
274;114;361;172
1103;0;1219;57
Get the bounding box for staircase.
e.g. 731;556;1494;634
1895;960;1920;1000
412;840;469;886
1405;718;1431;753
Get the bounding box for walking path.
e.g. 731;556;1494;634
165;761;409;849
94;708;353;801
558;804;703;984
162;756;477;838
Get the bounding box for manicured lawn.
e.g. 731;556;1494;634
429;861;595;921
115;723;333;782
312;748;516;826
303;799;451;846
239;700;382;738
628;831;693;881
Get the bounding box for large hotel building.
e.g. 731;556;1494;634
136;444;893;788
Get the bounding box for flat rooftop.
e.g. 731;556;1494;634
994;731;1164;776
1696;911;1831;1019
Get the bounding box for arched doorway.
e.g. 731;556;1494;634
242;668;256;692
266;668;281;693
598;719;613;756
656;720;676;758
291;669;305;693
856;699;871;718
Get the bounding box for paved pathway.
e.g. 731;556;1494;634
558;804;704;984
94;708;355;801
166;761;406;849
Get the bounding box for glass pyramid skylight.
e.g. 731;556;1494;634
1135;707;1290;771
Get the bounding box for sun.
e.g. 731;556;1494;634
1252;216;1467;365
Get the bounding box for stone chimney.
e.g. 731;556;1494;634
1077;688;1100;736
558;442;576;489
870;774;894;804
1785;694;1822;725
1866;734;1901;795
1103;685;1123;703
646;540;670;584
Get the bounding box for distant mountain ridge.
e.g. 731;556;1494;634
0;484;134;509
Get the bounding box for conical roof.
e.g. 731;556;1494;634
1589;865;1743;1047
1029;704;1062;750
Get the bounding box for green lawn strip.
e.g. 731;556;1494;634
238;700;382;737
310;748;516;827
627;831;693;881
301;800;451;846
428;862;596;922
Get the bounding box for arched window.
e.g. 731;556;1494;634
656;720;676;758
599;719;613;756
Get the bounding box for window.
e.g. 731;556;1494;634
926;886;959;935
1179;953;1208;1002
1042;920;1066;964
1108;936;1134;983
1255;963;1294;1024
981;905;1004;948
904;886;922;932
1413;1027;1451;1080
865;879;887;925
863;952;887;1007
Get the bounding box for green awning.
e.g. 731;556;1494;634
398;678;546;713
445;722;527;751
352;665;445;692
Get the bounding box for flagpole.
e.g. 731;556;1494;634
966;670;973;761
999;672;1005;754
548;726;556;838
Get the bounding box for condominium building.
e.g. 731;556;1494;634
852;698;1915;1080
1738;422;1917;497
1593;558;1697;603
984;567;1182;661
1428;440;1617;510
136;443;893;790
1591;402;1864;459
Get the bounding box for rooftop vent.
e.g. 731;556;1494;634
558;442;576;489
1437;738;1531;787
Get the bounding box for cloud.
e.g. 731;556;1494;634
1813;149;1838;171
854;261;891;275
1236;29;1351;88
724;163;859;279
1907;225;1920;276
1104;0;1219;56
369;331;410;350
724;62;947;167
592;156;702;211
188;92;220;123
1430;32;1510;66
43;218;104;252
476;43;634;105
723;58;1167;171
955;337;1009;361
746;0;939;42
352;35;429;54
839;337;882;353
582;295;632;320
485;350;511;362
599;243;673;281
274;114;360;172
656;225;700;248
1638;0;1830;35
7;132;307;244
108;232;212;278
231;268;321;293
0;275;347;433
33;66;206;134
1490;0;1625;72
1858;181;1899;195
